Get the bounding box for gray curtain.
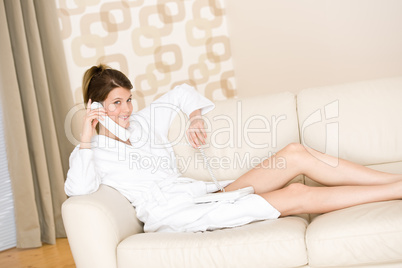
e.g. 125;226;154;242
0;0;74;248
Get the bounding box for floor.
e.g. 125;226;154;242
0;238;75;268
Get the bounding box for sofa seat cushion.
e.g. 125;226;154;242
117;216;308;268
306;200;402;267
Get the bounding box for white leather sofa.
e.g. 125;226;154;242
62;77;402;268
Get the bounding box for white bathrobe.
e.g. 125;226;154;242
65;84;280;232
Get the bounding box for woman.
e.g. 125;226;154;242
65;64;402;233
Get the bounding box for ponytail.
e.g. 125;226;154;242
82;64;110;104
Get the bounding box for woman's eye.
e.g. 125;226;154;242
127;98;132;102
114;101;121;105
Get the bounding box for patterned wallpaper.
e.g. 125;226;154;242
56;0;237;111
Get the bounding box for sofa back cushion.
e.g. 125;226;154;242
168;91;300;181
297;77;402;166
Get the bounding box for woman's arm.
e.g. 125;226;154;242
187;109;207;148
64;99;103;196
80;99;107;149
131;84;215;139
64;146;101;196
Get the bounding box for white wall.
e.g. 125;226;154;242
226;0;402;97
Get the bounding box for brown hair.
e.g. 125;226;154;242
82;64;133;105
82;64;133;133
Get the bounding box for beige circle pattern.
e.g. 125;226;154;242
56;0;237;110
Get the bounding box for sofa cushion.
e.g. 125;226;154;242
168;91;300;181
306;200;402;267
297;76;402;166
117;217;308;268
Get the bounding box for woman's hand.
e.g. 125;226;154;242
80;99;107;149
186;109;207;148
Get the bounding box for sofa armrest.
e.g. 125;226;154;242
62;185;143;268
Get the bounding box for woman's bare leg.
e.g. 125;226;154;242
261;182;402;217
225;143;402;194
225;143;302;193
301;145;402;186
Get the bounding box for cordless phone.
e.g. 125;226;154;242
90;101;130;141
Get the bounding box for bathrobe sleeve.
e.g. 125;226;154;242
132;83;215;138
64;145;101;196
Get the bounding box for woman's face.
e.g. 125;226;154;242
102;87;133;129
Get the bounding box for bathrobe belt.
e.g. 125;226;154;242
140;179;175;206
